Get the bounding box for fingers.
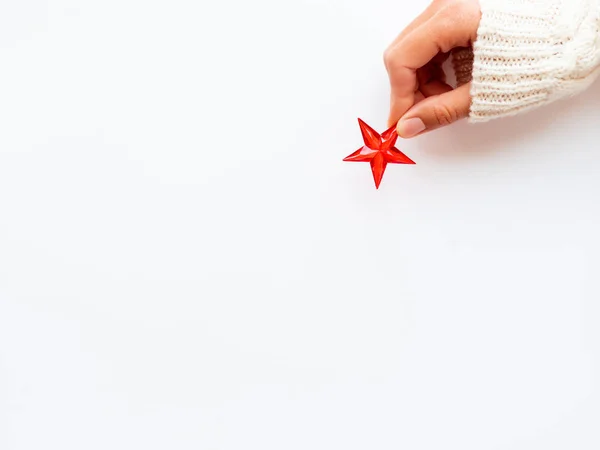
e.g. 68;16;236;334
390;9;475;71
396;82;472;138
384;0;450;50
419;80;452;97
385;0;480;127
386;15;473;126
414;90;426;104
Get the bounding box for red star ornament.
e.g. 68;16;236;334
343;118;415;189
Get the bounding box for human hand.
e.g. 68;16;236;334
384;0;481;138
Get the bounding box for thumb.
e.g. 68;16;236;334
396;83;472;138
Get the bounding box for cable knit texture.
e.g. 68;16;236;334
466;0;600;122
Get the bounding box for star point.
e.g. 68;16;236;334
343;118;415;189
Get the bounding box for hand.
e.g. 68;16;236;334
384;0;481;138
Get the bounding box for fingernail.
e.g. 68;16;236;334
397;118;425;138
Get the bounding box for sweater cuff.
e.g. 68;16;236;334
469;0;600;122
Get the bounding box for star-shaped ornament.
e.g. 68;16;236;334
343;118;415;189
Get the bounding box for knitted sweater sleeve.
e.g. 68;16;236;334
462;0;600;122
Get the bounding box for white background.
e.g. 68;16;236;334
1;0;600;449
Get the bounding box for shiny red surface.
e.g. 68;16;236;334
343;118;415;189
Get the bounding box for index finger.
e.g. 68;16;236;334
384;0;444;53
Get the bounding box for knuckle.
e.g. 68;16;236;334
441;0;480;25
383;46;401;71
433;0;480;50
431;12;455;51
445;0;472;13
432;103;457;126
383;48;392;69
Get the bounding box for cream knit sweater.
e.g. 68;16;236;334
453;0;600;122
